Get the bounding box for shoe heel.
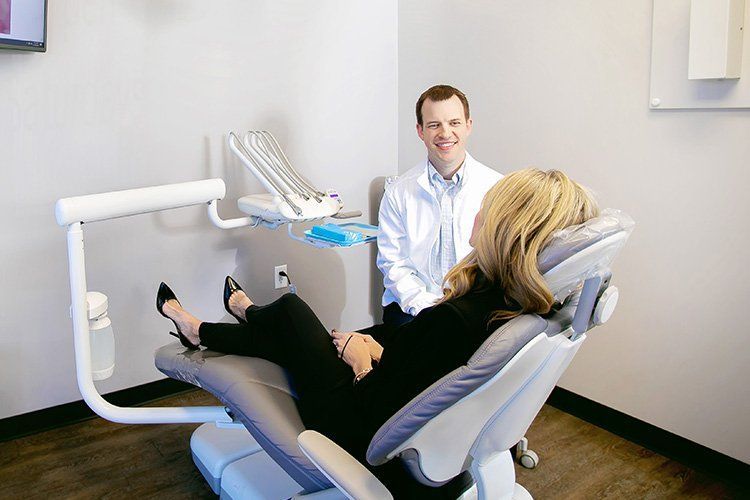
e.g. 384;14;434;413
169;331;199;350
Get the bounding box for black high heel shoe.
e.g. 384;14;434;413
224;276;247;323
157;282;199;350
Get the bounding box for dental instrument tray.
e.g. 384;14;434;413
304;222;378;247
228;130;345;223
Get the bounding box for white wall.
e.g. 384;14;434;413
0;1;397;418
399;1;750;463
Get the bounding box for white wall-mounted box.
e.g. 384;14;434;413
688;0;746;79
650;0;750;108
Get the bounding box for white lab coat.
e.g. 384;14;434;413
377;153;503;315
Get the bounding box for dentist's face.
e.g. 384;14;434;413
417;96;472;173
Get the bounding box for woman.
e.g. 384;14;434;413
157;168;598;496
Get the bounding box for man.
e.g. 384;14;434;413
377;85;503;326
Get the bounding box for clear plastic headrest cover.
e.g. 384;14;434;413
539;209;634;300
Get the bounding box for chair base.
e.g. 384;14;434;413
457;482;532;500
220;451;303;499
191;423;301;498
470;450;533;500
192;425;531;499
190;423;263;494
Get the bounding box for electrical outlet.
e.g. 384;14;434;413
274;265;288;289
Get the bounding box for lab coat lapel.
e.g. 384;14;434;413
416;159;435;200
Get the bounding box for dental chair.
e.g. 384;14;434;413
154;209;633;500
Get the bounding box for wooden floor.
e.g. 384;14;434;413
0;390;745;499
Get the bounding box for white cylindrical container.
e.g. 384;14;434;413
86;292;115;380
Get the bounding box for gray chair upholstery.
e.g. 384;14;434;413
155;343;333;491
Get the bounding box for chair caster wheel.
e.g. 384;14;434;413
519;449;539;469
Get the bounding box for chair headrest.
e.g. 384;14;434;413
538;209;634;300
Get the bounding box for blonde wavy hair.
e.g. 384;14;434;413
441;168;599;322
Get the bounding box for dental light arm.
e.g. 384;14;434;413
56;179;235;425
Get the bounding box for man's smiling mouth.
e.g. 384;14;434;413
435;140;457;151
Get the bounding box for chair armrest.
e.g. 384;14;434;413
297;430;393;500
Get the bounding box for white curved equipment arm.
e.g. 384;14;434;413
207;199;263;230
297;430;393;500
57;179;236;425
55;179;226;226
206;200;283;230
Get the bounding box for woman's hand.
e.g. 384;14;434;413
333;334;372;374
361;334;384;363
331;330;383;363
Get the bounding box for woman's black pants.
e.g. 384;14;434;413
199;293;361;451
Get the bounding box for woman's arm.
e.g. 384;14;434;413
355;323;397;347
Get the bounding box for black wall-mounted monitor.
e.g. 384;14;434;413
0;0;47;52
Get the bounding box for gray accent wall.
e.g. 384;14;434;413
398;1;750;464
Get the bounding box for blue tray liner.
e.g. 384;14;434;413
304;223;378;247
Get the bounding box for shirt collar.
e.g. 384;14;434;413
428;160;465;188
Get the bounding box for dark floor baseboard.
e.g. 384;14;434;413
0;378;195;443
547;387;750;490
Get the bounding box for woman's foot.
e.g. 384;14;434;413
228;290;253;320
161;299;202;348
156;282;201;349
224;276;254;322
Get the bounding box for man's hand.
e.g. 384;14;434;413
331;330;384;363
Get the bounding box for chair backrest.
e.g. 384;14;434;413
365;209;633;485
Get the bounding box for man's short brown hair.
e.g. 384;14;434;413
415;85;470;126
